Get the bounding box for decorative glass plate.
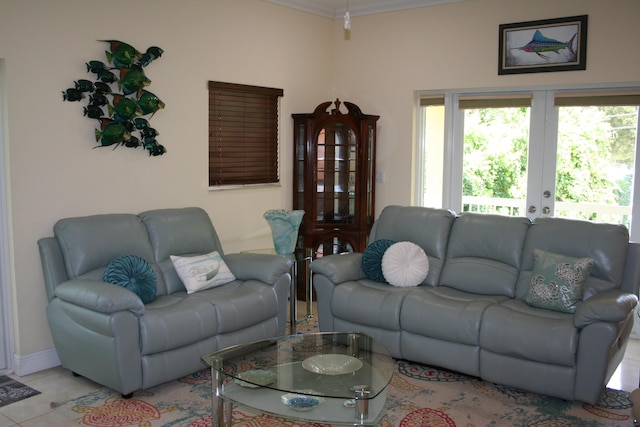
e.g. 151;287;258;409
301;354;363;375
282;391;325;411
235;369;277;388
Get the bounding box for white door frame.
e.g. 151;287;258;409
0;59;13;374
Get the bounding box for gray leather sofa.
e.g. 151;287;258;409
311;205;640;404
38;207;291;396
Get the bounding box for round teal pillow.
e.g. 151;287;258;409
103;255;157;304
361;239;395;282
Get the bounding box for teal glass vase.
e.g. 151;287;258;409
263;209;305;254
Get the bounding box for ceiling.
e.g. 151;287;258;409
263;0;465;19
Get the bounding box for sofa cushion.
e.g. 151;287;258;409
170;251;235;294
382;242;429;287
401;286;507;346
331;280;412;330
440;213;530;297
103;255;157;304
515;217;629;299
369;206;455;286
361;239;395;282
524;249;594;313
480;299;578;367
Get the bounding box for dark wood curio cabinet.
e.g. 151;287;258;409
293;99;379;256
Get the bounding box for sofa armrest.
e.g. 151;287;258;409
574;290;638;328
54;279;145;315
224;253;292;284
310;253;365;283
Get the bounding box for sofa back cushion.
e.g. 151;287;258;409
369;205;455;286
440;213;531;297
515;216;629;300
139;207;223;295
54;213;156;280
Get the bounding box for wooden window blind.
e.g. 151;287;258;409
208;81;284;187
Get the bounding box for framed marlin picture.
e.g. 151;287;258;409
498;15;588;75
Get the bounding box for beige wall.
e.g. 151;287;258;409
0;0;638;368
0;0;333;362
330;0;640;209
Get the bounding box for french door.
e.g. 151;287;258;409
419;87;640;240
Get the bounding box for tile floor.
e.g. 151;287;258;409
1;303;639;426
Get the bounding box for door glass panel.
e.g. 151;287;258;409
315;124;356;224
555;105;638;227
420;105;445;208
462;106;530;215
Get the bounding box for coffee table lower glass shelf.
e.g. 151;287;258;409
201;332;393;427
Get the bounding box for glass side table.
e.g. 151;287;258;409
242;247;314;333
201;332;393;427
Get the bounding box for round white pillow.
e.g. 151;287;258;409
381;241;429;287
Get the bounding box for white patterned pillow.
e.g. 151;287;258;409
170;251;236;294
381;242;429;288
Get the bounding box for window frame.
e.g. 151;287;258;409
415;83;640;240
208;81;284;189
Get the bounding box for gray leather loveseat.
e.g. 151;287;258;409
38;207;291;396
311;205;640;404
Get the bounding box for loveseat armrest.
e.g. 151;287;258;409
310;253;365;283
574;290;638;328
224;253;292;284
54;279;145;315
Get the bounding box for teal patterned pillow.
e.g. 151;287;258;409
103;255;157;304
524;249;594;313
361;239;395;282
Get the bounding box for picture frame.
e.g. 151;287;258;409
498;15;588;75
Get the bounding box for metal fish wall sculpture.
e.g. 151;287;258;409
62;40;166;156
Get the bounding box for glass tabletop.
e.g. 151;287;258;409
201;332;393;400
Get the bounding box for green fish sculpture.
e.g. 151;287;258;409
94;119;129;147
119;67;150;95
137;90;165;117
140;47;164;67
63;40;165;156
108;94;141;122
101;40;142;67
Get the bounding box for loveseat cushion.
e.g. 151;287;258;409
140;207;223;295
192;279;280;334
54;214;155;278
480;299;578;367
140;294;218;355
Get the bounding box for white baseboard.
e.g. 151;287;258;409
13;347;60;377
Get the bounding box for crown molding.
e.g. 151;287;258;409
263;0;465;19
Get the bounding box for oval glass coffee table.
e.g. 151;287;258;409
201;332;394;427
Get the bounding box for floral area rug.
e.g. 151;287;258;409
50;319;633;426
0;375;40;408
